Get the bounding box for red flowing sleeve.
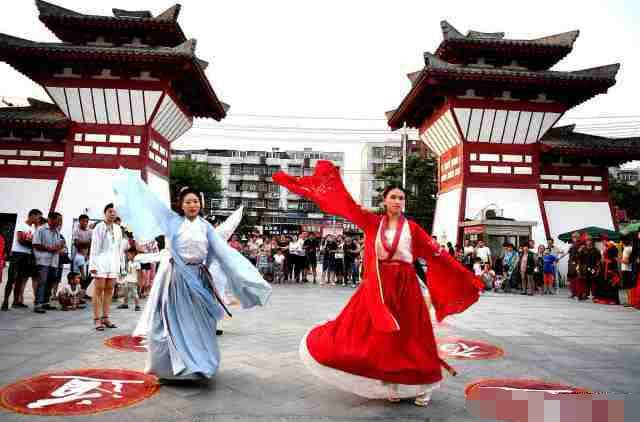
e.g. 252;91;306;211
272;160;377;231
411;221;483;322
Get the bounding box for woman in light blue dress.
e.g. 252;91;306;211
113;170;271;380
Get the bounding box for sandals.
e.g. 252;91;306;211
414;391;433;407
414;396;431;407
101;316;117;329
94;318;104;331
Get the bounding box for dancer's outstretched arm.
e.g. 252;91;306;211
273;160;378;231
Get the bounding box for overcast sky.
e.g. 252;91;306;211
1;0;638;200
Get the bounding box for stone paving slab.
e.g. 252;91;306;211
0;283;638;421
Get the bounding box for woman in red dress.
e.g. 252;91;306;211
273;161;482;407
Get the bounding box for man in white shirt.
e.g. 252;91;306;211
2;209;42;311
463;239;475;270
475;240;492;268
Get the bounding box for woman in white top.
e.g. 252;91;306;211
89;203;123;330
113;171;271;381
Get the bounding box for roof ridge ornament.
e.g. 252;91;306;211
466;30;505;39
423;51;455;68
440;20;464;40
27;97;58;109
112;9;153;19
532;30;580;47
173;38;196;55
155;4;181;22
406;70;422;85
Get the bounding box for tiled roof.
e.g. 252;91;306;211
0;33;196;61
439;20;579;49
0;34;227;120
415;52;619;84
0;98;69;128
388;51;619;129
37;0;181;23
436;21;579;71
37;1;186;45
540;125;640;155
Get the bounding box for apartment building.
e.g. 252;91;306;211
172;147;345;234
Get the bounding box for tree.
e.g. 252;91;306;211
609;176;640;221
170;158;222;213
375;153;438;229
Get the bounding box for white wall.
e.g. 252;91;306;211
146;171;171;206
432;187;461;245
0;177;57;246
465;188;547;245
543;201;614;279
544;201;614;239
55;168;141;241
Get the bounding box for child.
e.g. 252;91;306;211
472;257;483;277
118;246;141;311
480;263;496;291
58;271;85;311
273;249;285;284
542;249;557;295
256;246;272;281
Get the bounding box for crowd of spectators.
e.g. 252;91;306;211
226;230;363;287
448;233;640;307
2;206;639;314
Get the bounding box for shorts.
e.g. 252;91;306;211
543;273;555;286
140;263;152;270
306;253;317;266
7;252;35;281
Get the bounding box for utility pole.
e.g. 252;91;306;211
401;123;408;188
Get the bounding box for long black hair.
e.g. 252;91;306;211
177;187;203;216
381;185;406;199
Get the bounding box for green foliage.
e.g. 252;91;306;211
375;153;438;229
170;159;222;211
609;176;640;220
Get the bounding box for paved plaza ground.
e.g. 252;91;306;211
0;282;639;421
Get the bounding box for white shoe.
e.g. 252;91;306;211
414;393;432;407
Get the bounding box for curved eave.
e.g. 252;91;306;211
436;40;573;68
189;61;228;120
388;69;616;130
0;119;70;129
39;16;187;45
540;144;640;159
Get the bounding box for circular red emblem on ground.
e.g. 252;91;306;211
437;337;504;360
465;378;592;422
104;335;147;352
0;368;159;415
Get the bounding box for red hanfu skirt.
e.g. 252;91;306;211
305;261;443;391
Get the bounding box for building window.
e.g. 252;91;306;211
268;200;280;209
289;166;302;176
231;164;242;175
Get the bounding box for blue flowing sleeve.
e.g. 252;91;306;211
112;168;177;241
205;222;272;309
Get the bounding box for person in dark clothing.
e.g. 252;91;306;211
303;232;319;283
594;239;620;304
577;239;601;301
343;237;360;287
